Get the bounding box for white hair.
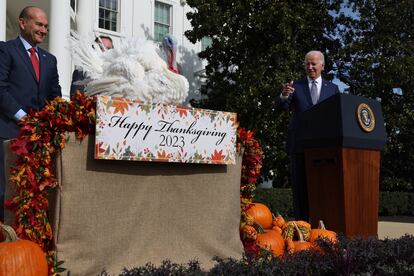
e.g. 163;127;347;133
305;50;325;65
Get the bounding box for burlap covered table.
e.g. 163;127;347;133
4;134;244;275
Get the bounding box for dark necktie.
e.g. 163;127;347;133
310;80;318;104
29;47;40;81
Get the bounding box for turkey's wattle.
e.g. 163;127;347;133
163;34;179;74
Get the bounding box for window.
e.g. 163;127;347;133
154;1;172;42
99;0;119;32
201;37;212;51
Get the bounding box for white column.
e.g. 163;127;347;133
76;0;94;36
49;0;71;99
0;0;6;41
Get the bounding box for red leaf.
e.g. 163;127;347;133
210;149;225;164
10;137;31;155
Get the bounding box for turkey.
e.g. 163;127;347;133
69;32;189;105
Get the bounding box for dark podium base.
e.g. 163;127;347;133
305;147;380;238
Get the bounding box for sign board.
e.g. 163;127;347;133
95;96;238;164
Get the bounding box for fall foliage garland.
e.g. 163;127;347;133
237;128;264;255
4;92;263;273
5;92;95;274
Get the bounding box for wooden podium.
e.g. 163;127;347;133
297;93;387;238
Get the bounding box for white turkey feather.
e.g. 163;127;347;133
69;32;105;80
70;33;189;105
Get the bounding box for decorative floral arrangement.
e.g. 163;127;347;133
237;128;264;255
5;92;95;275
4;92;264;274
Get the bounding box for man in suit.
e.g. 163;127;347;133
70;35;113;98
280;50;340;221
0;6;61;220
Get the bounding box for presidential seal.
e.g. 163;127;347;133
356;103;375;132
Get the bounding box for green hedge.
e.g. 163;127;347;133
106;235;414;275
254;188;414;217
379;191;414;216
254;188;294;217
381;176;413;192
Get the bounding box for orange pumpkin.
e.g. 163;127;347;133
285;222;313;253
310;220;337;243
271;225;282;235
272;213;286;229
285;238;296;254
245;203;273;229
282;220;311;241
0;223;48;276
293;239;313;252
256;228;285;257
